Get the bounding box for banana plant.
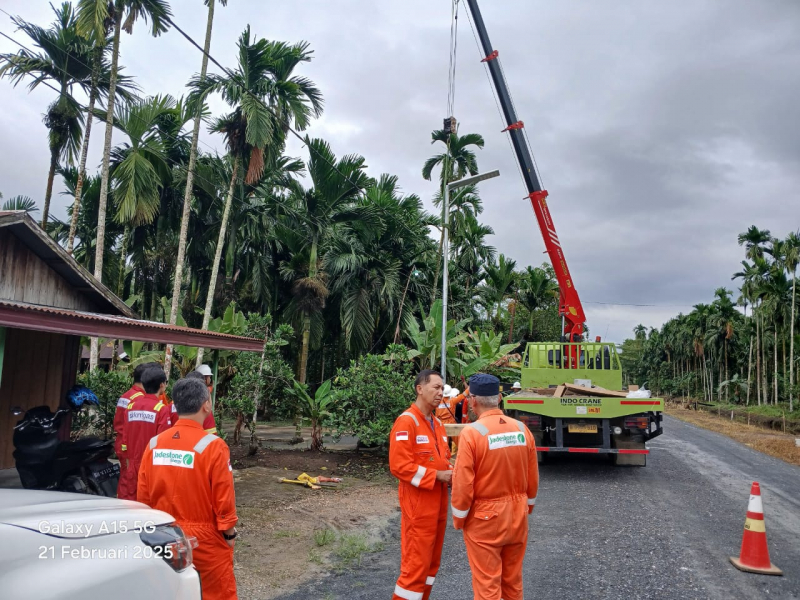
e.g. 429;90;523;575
289;379;334;451
456;330;521;380
405;299;470;379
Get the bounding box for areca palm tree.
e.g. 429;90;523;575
1;3;93;227
165;0;228;376
77;0;171;370
517;265;558;340
422;128;485;305
1;195;38;213
453;213;495;292
478;254;517;324
189;27;323;366
108;94;176;295
785;231;799;411
284;138;370;384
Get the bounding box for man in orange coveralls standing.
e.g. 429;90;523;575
118;367;171;500
114;362;157;498
138;377;238;600
451;373;539;600
389;369;452;600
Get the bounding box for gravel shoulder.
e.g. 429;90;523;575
271;416;800;600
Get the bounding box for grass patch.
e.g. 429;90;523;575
273;530;301;539
333;533;378;568
308;549;323;565
314;528;336;547
666;406;800;467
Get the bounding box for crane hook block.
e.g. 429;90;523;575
481;50;499;62
502;121;525;132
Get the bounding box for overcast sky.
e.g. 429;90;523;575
1;0;798;342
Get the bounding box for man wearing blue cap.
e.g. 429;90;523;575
451;373;539;600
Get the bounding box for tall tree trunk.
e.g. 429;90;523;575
756;312;762;406
790;270;797;412
294;239;319;444
67;45;102;254
746;334;753;405
774;326;779;406
117;225;130;296
165;0;217;377
90;13;122;372
41;147;59;229
196;156;240;368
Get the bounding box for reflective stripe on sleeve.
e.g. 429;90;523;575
468;422;489;436
393;585;423;600
149;436;158;450
515;420;527;434
193;433;218;454
426;576;435;585
528;496;537;506
451;505;470;518
410;465;427;488
401;411;419;426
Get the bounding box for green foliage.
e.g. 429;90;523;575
328;353;416;447
288;379;333;450
314;529;336;547
74;369;131;439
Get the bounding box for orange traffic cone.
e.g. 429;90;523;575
729;482;783;576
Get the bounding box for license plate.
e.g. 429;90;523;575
95;464;120;481
568;424;598;434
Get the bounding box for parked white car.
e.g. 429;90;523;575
0;489;201;600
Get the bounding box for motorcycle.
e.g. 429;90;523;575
12;388;120;496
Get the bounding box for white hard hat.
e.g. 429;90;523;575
450;388;460;397
196;364;213;377
443;384;452;395
512;381;521;389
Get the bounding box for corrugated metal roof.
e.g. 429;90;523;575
0;300;264;352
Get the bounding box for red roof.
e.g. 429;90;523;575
0;301;264;352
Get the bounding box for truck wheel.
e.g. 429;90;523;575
613;433;646;467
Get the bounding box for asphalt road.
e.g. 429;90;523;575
272;416;800;600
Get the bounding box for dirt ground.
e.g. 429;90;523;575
666;404;800;466
228;446;399;600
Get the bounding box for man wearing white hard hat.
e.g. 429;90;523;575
512;382;522;392
435;384;456;424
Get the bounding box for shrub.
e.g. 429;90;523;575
329;353;416;447
74;370;131;439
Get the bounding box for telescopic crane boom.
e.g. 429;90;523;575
463;0;586;344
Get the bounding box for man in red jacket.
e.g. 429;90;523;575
114;362;159;499
119;367;171;500
389;369;452;600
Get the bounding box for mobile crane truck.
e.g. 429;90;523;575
463;0;663;465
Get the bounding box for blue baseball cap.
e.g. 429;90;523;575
468;373;500;396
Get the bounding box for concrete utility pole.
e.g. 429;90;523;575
440;169;500;378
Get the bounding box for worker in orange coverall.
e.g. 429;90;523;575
138;377;238;600
434;384;456;424
389;369;452;600
119;367;171;500
114;362;156;498
175;370;218;434
451;373;539;600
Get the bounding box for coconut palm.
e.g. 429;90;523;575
1;195;38;213
165;0;228;377
189;27;323;366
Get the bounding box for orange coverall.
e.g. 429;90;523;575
138;419;238;600
451;408;539;600
119;394;171;500
389;404;451;600
114;386;143;499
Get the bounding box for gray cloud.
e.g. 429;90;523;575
1;0;797;342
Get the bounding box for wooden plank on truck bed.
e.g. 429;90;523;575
444;424;467;437
563;383;629;398
554;385;566;398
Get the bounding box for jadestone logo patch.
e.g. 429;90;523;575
152;449;195;468
488;432;526;450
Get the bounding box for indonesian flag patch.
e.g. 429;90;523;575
395;431;409;441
